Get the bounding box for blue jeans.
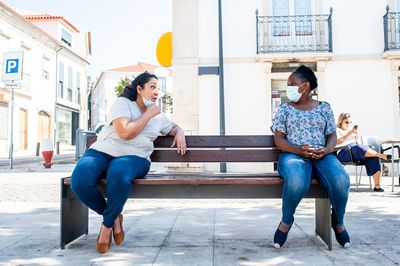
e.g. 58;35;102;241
70;149;150;228
338;142;381;176
277;152;350;227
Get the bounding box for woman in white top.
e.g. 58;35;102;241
336;113;390;192
70;72;187;253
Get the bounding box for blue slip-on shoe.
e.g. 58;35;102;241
273;218;294;249
331;211;350;248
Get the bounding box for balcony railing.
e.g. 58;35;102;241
384;6;400;51
67;88;73;101
256;8;333;54
75;88;81;104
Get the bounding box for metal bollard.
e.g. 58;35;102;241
75;129;83;161
36;142;40;156
56;141;60;154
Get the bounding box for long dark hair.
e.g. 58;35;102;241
119;71;158;101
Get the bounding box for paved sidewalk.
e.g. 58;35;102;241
0;164;399;265
0;147;76;168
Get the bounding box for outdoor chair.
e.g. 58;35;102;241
337;146;371;192
361;136;400;192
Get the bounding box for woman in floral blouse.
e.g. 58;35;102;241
271;65;350;249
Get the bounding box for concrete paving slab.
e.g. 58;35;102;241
214;241;333;266
153;246;213;266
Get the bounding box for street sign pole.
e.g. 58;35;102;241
2;51;23;170
9;84;14;169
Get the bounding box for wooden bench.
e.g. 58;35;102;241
60;135;332;250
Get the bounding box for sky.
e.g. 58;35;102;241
3;0;172;81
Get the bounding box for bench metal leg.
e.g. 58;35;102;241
60;177;88;249
315;198;332;250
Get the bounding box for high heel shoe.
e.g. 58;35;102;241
97;223;112;253
113;214;125;245
273;218;294;249
331;211;350;248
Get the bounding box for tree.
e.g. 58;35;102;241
115;77;131;96
161;92;173;114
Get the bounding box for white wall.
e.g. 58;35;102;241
198;0;262;59
325;59;396;138
330;0;387;55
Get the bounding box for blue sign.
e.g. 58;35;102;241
5;59;19;74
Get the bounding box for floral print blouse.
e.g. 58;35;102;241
271;102;336;148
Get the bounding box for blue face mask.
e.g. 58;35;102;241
140;93;154;107
286;83;304;103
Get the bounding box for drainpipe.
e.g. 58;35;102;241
218;0;226;173
54;47;62;150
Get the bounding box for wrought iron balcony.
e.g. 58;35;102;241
256;8;333;54
384;6;400;51
67;88;73;101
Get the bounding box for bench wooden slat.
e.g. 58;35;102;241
145;172;281;178
150;149;280;162
88;135;276;150
63;177;321;185
153;135;276;148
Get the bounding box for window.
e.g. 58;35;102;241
0;101;8;139
58;62;64;98
294;0;312;35
67;67;73;101
76;72;81;104
272;0;290;36
61;28;72;47
272;0;312;36
159;77;166;93
42;70;49;80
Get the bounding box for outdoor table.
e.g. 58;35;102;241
378;140;400;192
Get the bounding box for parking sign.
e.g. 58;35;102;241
2;51;23;81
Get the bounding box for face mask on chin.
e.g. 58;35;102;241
140;93;154;107
286;83;305;103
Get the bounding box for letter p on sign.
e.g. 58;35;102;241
2;51;23;81
6;59;19;73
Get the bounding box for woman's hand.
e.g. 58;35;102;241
168;124;187;155
346;129;356;138
144;104;161;118
171;130;187;155
311;147;329;160
296;145;313;158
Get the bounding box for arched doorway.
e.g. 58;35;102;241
19;108;28;150
38;110;51;142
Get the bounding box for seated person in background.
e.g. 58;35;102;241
336;113;390;192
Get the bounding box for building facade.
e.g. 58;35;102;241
172;0;400;172
91;62;172;130
25;14;91;147
0;3;90;155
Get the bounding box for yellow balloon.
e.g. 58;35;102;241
156;32;172;67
